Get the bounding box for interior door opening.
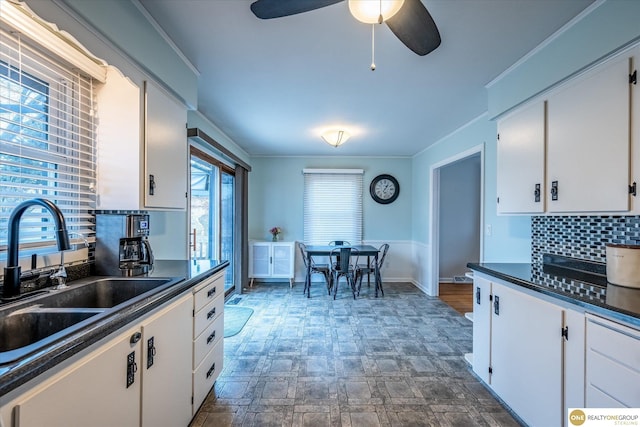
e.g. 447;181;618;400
429;144;484;297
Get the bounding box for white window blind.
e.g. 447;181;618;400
303;169;363;245
0;28;97;250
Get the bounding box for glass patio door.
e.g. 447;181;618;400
190;147;235;292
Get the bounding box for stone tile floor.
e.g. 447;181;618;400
191;282;522;427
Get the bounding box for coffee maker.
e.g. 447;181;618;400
95;213;154;276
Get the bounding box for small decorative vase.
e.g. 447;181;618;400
272;234;278;242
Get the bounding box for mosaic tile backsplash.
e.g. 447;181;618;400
532;215;640;266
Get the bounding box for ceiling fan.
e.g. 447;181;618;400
249;0;441;57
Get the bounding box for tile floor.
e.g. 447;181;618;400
191;282;522;427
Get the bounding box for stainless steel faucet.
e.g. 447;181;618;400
50;232;89;290
3;198;71;298
50;251;68;290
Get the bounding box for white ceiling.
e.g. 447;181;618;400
138;0;594;157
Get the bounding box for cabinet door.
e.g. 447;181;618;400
271;242;294;278
141;294;193;427
547;54;631;212
249;242;271;277
490;283;564;427
564;308;586;412
144;80;188;209
496;101;545;214
14;326;141;427
95;66;142;210
471;275;492;383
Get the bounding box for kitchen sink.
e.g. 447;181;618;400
0;276;182;364
37;277;175;309
0;309;100;353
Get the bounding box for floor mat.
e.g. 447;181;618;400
224;306;254;337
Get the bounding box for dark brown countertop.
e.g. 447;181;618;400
0;259;228;398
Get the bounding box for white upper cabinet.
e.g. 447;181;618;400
144;81;188;209
547;53;631;213
96;67;187;210
495;46;637;215
496;101;546;214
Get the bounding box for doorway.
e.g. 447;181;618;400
190;146;236;294
428;144;484;296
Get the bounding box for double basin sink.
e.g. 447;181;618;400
0;276;182;365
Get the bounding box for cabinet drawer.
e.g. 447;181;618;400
194;294;224;338
193;313;223;368
586;316;640;407
193;338;223;412
193;273;224;313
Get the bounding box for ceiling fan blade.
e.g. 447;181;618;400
250;0;344;19
385;0;441;56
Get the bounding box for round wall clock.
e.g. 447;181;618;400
370;174;400;204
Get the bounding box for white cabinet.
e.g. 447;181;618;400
6;293;193;427
495;48;636;215
13;325;141;427
585;314;640;408
141;294;193;427
143;80;188;209
472;275;492;384
490;282;564;427
496;101;546;214
249;241;295;287
96;67;187;210
192;269;225;414
472;272;585;427
547;53;631;213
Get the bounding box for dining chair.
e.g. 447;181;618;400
355;243;389;296
299;242;331;296
329;247;359;300
328;240;351;246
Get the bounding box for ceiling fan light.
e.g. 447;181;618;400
321;130;350;147
348;0;405;24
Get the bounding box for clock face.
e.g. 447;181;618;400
370;174;399;204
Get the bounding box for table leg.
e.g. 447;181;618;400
306;253;312;298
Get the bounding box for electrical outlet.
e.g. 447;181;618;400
485;224;492;236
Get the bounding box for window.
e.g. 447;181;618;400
303;169;363;245
0;28;97;251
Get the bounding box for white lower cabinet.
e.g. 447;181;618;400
490;283;564;427
471;275;492;384
472;272;585;427
585;314;640;408
192;269;225;414
249;241;295;287
141;294;193;427
13;324;142;427
4;293;193;427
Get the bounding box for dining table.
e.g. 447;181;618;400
303;244;382;298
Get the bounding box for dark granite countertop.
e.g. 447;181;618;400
467;262;640;329
0;259;229;398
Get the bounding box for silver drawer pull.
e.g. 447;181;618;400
207;330;216;344
207;286;216;298
206;362;216;378
207;307;216;319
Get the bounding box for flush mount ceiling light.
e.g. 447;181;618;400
321;130;351;148
348;0;404;24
